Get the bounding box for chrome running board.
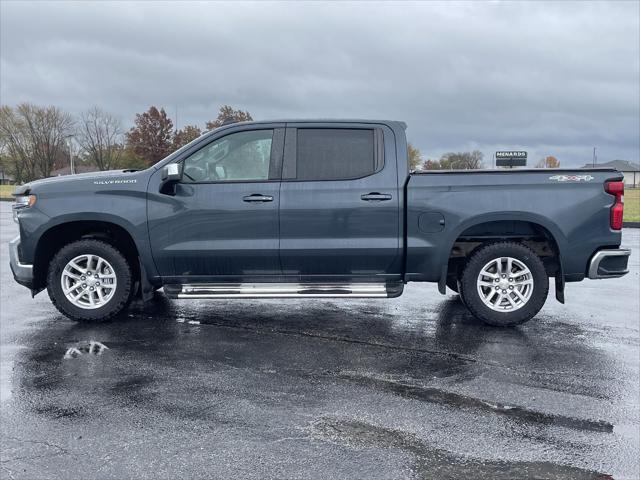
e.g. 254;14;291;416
164;283;403;299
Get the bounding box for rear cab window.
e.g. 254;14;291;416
283;127;383;181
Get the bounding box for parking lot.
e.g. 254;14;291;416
0;200;638;479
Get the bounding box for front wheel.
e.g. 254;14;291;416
47;239;133;322
459;242;549;327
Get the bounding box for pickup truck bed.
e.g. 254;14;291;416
407;168;621;284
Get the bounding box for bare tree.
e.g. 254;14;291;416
439;151;484;169
77;107;124;171
0;105;35;182
0;104;73;181
23;103;74;178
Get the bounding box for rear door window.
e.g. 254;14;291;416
295;128;377;181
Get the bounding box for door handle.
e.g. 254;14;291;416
243;194;274;203
361;192;392;202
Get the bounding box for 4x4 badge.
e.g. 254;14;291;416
549;175;594;182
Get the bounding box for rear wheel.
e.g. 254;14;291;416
47;239;133;322
459;242;548;326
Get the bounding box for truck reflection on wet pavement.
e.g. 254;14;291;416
1;202;638;479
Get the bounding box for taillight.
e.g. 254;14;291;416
605;181;624;230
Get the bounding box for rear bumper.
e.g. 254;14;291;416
588;249;631;279
9;236;33;288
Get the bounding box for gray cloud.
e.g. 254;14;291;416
1;0;638;166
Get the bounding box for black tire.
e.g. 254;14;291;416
459;242;548;327
47;239;133;322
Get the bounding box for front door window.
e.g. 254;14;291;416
182;129;273;183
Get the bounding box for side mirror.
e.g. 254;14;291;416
161;163;182;182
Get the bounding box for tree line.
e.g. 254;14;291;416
0;104;252;183
1;102;561;184
409;146;486;171
409;145;560;171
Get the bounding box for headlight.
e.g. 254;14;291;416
12;195;36;223
14;194;36;208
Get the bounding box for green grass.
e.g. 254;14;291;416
0;184;14;200
625;188;640;223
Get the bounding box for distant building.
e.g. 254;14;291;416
50;165;100;177
582;160;639;188
0;168;14;185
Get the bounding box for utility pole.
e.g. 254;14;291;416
67;137;75;175
593;147;597;167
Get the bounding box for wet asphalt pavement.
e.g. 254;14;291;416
0;201;639;480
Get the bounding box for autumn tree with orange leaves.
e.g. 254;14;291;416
126;106;174;165
535;156;560;168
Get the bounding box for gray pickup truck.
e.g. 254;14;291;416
9;119;630;326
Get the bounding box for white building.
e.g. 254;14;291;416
582;160;639;188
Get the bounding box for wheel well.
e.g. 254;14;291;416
33;221;140;291
446;220;560;283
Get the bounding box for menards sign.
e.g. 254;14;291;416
496;151;527;166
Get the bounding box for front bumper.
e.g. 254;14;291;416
588;249;631;279
9;236;33;288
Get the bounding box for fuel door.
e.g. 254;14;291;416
418;212;445;233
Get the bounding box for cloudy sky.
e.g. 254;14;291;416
1;1;638;167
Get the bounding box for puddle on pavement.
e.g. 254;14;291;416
63;340;109;359
311;418;613;480
336;372;614;434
